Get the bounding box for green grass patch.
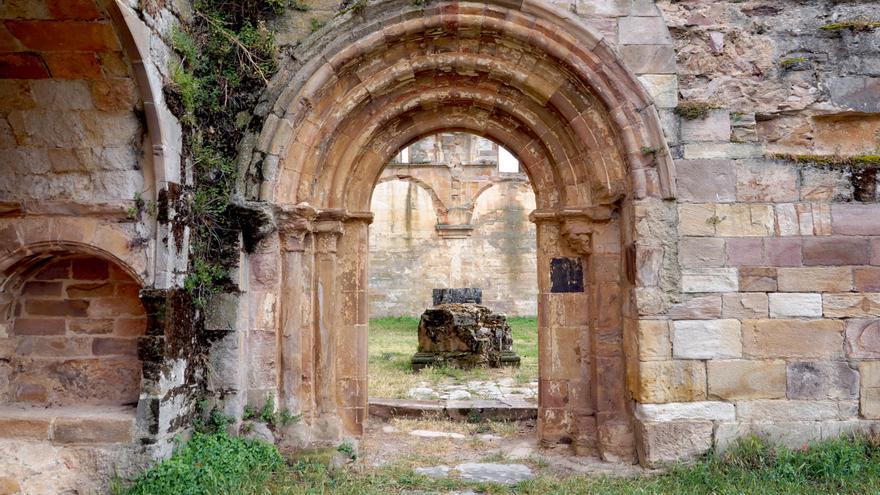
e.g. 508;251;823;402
123;434;880;494
368;316;538;398
116;432;284;495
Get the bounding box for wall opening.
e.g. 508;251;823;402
367;132;539;408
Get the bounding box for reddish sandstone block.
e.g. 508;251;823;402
725;238;763;266
764;238;802;267
115;283;141;298
115;318;147;337
33;259;71;280
13;382;47;402
0;417;51;440
43;51;103;79
872;239;880;266
13;317;65;335
67;283;114;298
47;0;103;20
92;337;138;356
22;281;62;297
69;318;113;335
739;267;777;292
803;237;869;266
0;52;49;79
71;258;109;280
832;204;880;235
845;320;880;358
52;417;133;444
5;21;120;51
87;296;144;317
855;268;880;291
109;263;132;280
25;299;89;317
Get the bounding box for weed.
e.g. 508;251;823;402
674;101;721;120
310;17;326;32
821;20;880;32
337;441;357;459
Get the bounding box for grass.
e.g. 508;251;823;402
368;316;538;399
118;433;880;494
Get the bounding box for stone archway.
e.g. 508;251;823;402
255;0;675;461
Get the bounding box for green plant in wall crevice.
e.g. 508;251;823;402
165;0;287;305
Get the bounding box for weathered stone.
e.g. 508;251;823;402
637;74;678;108
862;362;880;419
636;401;735;422
724;238;763;266
680;110;730;143
672;320;742;359
803;238;869;266
777;267;852;292
432;288;482;306
619;16;672;44
675;160;736;202
787;362;860;400
831;204;880;235
679;203;716;236
637;320;670;361
620;45;676;74
413;304;519;369
714;204;774;237
637;421;713;467
735;160;798;202
736;400;842;422
681;268;738;293
827;77;880;113
750;422;822;449
679;237;725;267
823;293;880;318
742;319;844;359
708;360;786;400
845;320;880;359
775;203;832;236
855;268;880;292
635;361;706;403
769;293;822;318
454;463;534;484
667;295;722;320
721;293;768;319
739;267;777;292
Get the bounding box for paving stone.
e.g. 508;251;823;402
414;465;451;478
454;463;534;484
409;430;465;439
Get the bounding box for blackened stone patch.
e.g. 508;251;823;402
433;288;482;306
550;258;584;293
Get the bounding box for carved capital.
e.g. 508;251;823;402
276;203;318;252
314;220;344;253
561;218;594;255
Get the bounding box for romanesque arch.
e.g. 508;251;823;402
252;0;674;461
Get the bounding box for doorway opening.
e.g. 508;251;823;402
367;132;539;406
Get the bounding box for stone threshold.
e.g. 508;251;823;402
369;397;537;421
0;404;136;445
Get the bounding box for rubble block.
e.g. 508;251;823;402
432;288;482;306
412;303;520;370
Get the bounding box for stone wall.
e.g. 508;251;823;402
369;133;537;317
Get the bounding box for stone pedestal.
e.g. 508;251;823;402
412;303;521;370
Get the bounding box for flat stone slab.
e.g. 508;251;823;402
410;430;466;439
369;397;537;421
415;463;534;484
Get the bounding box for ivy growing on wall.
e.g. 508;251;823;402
165;0;286;304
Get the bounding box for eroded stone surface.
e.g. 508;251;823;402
413;304;520;370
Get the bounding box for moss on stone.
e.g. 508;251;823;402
780;57;808;68
820;20;880;32
674;101;721;120
770;153;880;167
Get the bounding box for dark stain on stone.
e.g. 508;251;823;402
550;257;584;293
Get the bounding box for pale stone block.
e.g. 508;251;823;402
769;293;822;318
824;293;880;318
679;237;725;267
637;74;678;108
668;295;723;320
636;360;707;403
620;45;676;74
619;16;672;44
735;160;798;202
862;362;880;419
736;400;842;422
708;360;787;400
637;420;713;467
680;110;730;143
776;203;833;236
750;422;822;448
636;401;735;422
675;160;736;203
777;267;853;292
672;319;742;359
845;320;880;359
679;203;716;236
715;204;774;237
637;320;671;361
681;268;738;293
683;143;763;160
742;319;844;359
721;293;769;319
714;422;751;454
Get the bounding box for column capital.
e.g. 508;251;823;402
276;203;318;252
529;203;618;254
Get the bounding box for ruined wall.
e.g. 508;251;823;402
369;134;537;317
627;0;880;466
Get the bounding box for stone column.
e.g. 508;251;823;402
335;213;372;436
277;205;317;417
311;212;345;440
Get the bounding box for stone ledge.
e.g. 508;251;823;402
0;405;136;445
369;397;537;422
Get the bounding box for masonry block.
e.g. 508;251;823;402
636;401;735;422
708;360;786;400
803;238;869;266
824;293;880;318
681;268;738;293
845;320;880;359
637;420;713;467
769;293;822;318
787;361;860;400
777;267;852;292
862;362;880;419
681;110;730;143
672;319;742;359
832;204;880;235
721;293;768;319
715;204;774;237
742;319;844;359
636;360;707;403
679;237;725;267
